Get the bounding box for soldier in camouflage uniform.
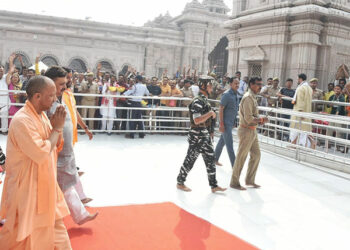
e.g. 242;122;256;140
176;76;227;193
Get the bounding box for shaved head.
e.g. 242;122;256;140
26;76;55;100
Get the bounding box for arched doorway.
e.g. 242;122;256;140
96;60;114;74
120;64;130;75
68;58;87;73
8;51;31;71
208;37;228;77
41;55;59;67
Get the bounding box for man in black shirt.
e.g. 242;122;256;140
146;77;162;130
277;78;296;141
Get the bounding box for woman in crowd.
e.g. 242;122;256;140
6;72;22;125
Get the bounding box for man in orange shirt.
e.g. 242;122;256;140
168;80;183;128
158;77;171;130
0;75;72;249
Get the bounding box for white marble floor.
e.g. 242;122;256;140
1;134;350;250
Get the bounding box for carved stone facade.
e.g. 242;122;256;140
0;0;229;78
226;0;350;89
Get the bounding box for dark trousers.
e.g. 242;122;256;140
214;124;235;167
118;101;128;130
177;128;218;188
157;104;169;130
130;101;144;138
280;114;291;140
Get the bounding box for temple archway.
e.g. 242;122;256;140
208;37;228;77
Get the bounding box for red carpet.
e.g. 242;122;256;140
64;202;257;250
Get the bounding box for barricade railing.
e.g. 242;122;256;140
0;90;349;166
254;106;350;165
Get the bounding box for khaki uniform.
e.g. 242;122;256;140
230;89;261;187
81;81;99;129
261;85;281;107
312;88;324;112
209;80;223;107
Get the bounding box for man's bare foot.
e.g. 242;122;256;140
78;171;85;177
81;198;93;204
211;186;227;193
230;184;247;190
78;212;98;226
176;184;192;192
246;183;261;188
215;162;223;166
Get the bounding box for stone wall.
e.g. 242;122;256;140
225;3;350;89
0;0;230;77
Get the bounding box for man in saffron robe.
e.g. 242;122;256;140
0;75;72;249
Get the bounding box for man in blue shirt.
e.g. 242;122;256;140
236;71;248;101
123;75;149;139
215;77;240;167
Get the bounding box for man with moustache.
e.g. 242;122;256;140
45;66;98;225
215;77;239;167
230;77;268;190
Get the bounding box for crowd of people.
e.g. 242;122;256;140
0;51;349;249
0;53;349;146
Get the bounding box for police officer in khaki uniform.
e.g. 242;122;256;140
260;77;281;108
81;72;99;130
309;78;324;112
230;77;268;190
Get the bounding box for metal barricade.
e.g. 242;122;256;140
0;89;349;170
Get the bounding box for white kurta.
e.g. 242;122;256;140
290;82;313;147
100;84;117;118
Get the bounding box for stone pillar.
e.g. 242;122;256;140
288;19;323;80
144;44;156;78
202;29;211;73
227;32;240;76
180;22;207;73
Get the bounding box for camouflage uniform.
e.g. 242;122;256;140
177;93;218;188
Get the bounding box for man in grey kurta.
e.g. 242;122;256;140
49;100;77;191
45;66;97;225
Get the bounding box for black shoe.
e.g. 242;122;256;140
107;133;112;136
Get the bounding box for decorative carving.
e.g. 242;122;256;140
68;57;88;73
41;54;60;66
144;11;178;30
184;0;207;11
244;46;266;61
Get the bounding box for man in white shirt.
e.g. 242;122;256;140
0;66;9;133
190;81;199;97
236;71;248;101
123;75;150;139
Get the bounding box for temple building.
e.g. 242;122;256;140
0;0;230;78
225;0;350;88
